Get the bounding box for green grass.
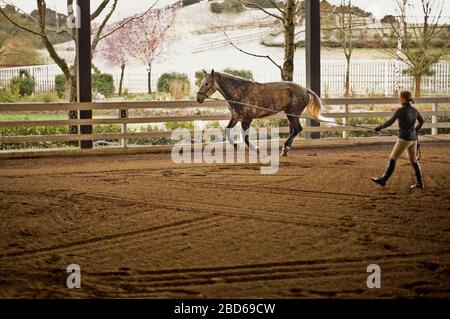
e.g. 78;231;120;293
0;91;61;104
0;113;67;121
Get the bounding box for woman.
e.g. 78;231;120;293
372;91;425;189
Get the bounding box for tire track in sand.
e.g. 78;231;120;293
64;189;450;246
0;213;220;258
83;250;450;293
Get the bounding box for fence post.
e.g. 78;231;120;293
120;109;128;148
77;0;93;149
305;0;321;139
342;104;348;139
432;103;438;136
384;61;389;96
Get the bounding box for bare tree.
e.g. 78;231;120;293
382;0;450;96
231;1;341;81
0;0;160;136
237;0;299;81
0;0;121;135
335;0;354;97
0;0;120;103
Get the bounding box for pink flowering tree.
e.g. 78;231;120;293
129;6;177;94
99;19;133;96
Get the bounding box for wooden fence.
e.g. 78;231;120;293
0;97;449;156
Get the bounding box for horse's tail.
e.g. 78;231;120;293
306;89;322;120
306;89;336;125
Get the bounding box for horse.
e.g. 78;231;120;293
196;69;327;156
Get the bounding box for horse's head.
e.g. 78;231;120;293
197;69;217;103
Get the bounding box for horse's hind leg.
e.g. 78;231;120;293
282;115;303;157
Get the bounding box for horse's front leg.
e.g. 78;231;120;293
225;118;239;146
241;117;258;151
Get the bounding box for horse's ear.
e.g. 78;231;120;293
202;69;207;75
211;69;215;77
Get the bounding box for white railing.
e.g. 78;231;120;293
0;97;449;155
192;29;273;53
193;20;279;34
253;60;450;97
0;64;63;93
1;60;449;96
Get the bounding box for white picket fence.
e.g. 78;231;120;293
1;60;449;97
252;60;450;96
0;64;62;93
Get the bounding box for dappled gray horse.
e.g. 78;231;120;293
196;70;325;156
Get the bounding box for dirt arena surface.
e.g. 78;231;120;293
0;143;449;298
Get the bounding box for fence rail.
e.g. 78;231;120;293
1;97;449;149
192;29;273;53
193;20;279;34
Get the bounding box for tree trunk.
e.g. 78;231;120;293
119;63;125;96
281;0;296;81
414;74;422;97
147;64;152;94
344;56;351;97
92;63;101;74
68;75;78;135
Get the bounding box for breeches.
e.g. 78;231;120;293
389;138;417;163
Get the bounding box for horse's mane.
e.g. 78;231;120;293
216;72;258;85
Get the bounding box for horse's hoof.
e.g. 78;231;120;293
281;147;290;157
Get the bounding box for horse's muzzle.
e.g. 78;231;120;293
196;95;204;103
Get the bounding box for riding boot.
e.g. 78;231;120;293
411;162;424;190
372;159;396;187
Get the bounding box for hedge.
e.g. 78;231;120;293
55;74;67;98
223;68;254;80
92;73;115;97
10;76;34;96
157;72;191;96
210;0;244;14
195;70;205;87
55;73;115;98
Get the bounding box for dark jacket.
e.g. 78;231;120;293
376;102;424;141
